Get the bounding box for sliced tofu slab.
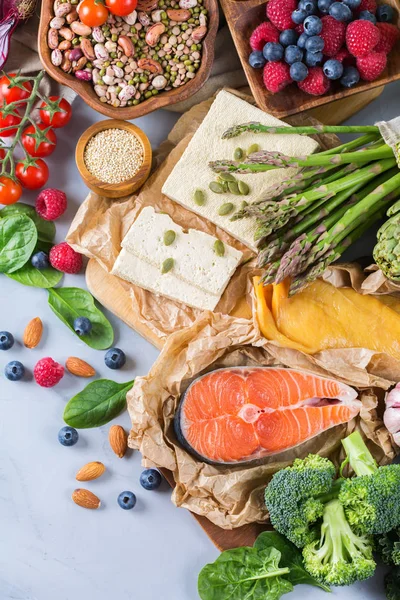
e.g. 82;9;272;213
161;90;319;251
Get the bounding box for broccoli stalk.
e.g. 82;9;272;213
339;431;400;535
302;499;376;586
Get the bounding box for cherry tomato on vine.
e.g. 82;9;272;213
16;159;49;190
0;112;22;137
0;73;32;106
105;0;137;17
39;96;72;129
80;0;109;26
22;124;57;158
0;176;22;205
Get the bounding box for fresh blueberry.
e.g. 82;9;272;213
305;50;324;66
299;0;318;14
279;29;299;46
104;347;126;369
359;9;377;21
285;45;304;64
323;58;344;79
329;1;353;20
292;8;308;23
31;251;50;270
340;65;360;87
58;426;79;446
5;361;24;381
140;468;162;491
303;15;323;34
305;35;325;52
249;50;266;68
318;0;334;12
263;42;284;61
0;331;14;351
73;316;92;336
377;4;395;21
118;491;137;510
290;61;309;81
297;32;310;48
342;0;361;8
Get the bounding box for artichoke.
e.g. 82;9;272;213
373;213;400;282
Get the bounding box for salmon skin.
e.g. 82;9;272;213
174;367;361;465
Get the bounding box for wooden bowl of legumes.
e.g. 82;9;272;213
38;0;218;119
75;120;152;198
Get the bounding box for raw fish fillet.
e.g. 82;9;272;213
175;367;360;464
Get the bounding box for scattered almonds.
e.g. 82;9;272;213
72;488;101;509
109;424;128;458
66;356;96;377
23;317;43;349
76;461;106;481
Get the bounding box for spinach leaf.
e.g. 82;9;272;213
7;261;63;288
198;547;293;600
63;379;135;428
48;287;114;350
254;531;330;592
0;203;55;243
0;215;37;273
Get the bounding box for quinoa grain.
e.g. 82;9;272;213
84;129;144;184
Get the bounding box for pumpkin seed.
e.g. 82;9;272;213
228;181;240;195
209;181;224;194
234;147;244;161
247;143;260;155
161;258;174;274
163;230;176;246
238;181;250;195
194;189;206;206
240;200;249;210
218;202;234;216
221;180;229;193
218;172;236;183
213;239;225;257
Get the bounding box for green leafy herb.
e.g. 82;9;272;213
63;379;135;428
7;261;63;288
0;203;56;243
48;287;114;350
198;546;293;600
0;215;37;274
254;531;331;592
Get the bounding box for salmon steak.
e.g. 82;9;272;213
175;367;361;464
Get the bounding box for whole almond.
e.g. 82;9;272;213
76;461;105;481
23;317;43;349
109;425;128;458
72;488;101;509
66;357;96;378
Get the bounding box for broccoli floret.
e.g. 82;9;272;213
376;528;400;566
339;431;400;535
302;499;376;587
385;566;400;600
264;454;337;548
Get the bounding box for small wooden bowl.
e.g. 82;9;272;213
75;119;152;198
38;0;218;119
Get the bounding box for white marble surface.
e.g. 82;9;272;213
2;81;400;600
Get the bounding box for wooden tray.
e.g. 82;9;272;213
219;0;400;118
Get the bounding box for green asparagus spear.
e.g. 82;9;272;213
221;122;380;139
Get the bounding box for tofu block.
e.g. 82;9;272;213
122;206;243;295
112;249;219;311
162;90;319;251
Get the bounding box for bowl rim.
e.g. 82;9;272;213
39;0;219;119
75;119;153;196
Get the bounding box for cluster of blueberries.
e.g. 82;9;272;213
249;0;395;86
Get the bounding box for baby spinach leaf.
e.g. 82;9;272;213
0;203;55;243
0;215;37;273
198;546;293;600
7;261;63;288
254;531;330;592
48;287;114;350
63;379;135;428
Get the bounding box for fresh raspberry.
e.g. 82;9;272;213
266;0;297;31
333;48;355;66
374;23;400;54
34;357;64;388
263;61;292;93
35;188;67;221
320;16;346;57
298;67;331;95
295;23;304;34
346;20;381;57
49;242;83;274
250;21;280;51
357;51;387;80
354;0;377;14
